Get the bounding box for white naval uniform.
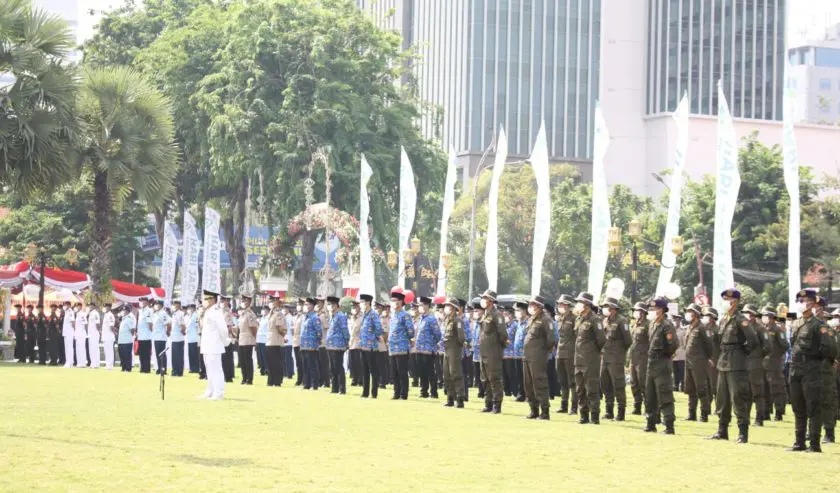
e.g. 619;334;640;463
201;304;228;399
87;309;101;368
74;309;87;368
101;311;116;369
62;308;75;368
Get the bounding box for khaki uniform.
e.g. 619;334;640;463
265;308;287;386
789;315;836;447
555;312;577;411
748;319;772;424
574;311;606;418
715;309;759;432
684;321;714;420
442;314;467;401
645;317;678;425
523;312;556;410
479;306;508;408
762;322;790;420
292;313;305;385
600;315;631;416
629;319;650;413
237;310;258;346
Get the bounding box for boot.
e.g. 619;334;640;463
492;402;502;414
526;404;539;419
774;411;784;422
643;416;657;433
539;406;550;420
736;424;749;444
700;413;709;423
616;406;626;422
822;428;835;444
515;395;525;403
753;415;763;427
786;418;807;451
590;411;600;425
456;398;464;408
569;404;578;416
684;404;697;422
707;426;729;440
578;412;590;424
444;397;454;408
662;418;676;435
604;403;614;420
807;438;823;453
558;401;569;414
632;401;642;416
481;402;493;413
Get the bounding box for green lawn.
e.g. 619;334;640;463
0;364;837;492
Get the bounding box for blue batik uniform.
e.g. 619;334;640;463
326;311;350;350
550;320;560;360
359;309;384;351
300;311;323;350
388;310;414;355
137;307;153;341
504;321;518;358
514;320;527;359
186;312;200;344
471;322;481;362
415;313;441;354
462;316;472;358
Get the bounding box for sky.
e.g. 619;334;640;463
788;0;840;45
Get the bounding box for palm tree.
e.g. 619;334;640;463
76;66;178;298
0;0;79;194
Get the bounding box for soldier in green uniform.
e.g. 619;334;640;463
683;303;714;422
554;295;577;414
709;289;759;444
815;297;838;444
702;306;721;413
786;289;836;452
600;297;631;421
441;297;467;408
760;305;790;422
478;290;508;414
523;295;556;420
629;302;650;416
573;292;605;424
742;304;772;427
826;308;840;442
643;297;679;434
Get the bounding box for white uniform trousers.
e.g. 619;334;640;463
63;336;75;368
88;333;100;368
103;340;115;369
203;353;225;399
74;337;87;368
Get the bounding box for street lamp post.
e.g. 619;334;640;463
24;243;79;307
466;139;497;301
609;219;682;303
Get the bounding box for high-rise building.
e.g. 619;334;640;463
787;24;840;125
358;0;602;177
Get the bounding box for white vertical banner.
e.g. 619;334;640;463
713;80;741;310
180;211;201;304
436;147;458;296
530;123;551;297
202;206;222;294
160;221;179;308
485;127;508;292
397;147;417;288
655;93;689;295
587;102;611;296
359;154;376;297
782;67;801;308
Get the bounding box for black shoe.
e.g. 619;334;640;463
632;403;642;416
616;407;626;422
392;395;400;400
736;425;749;444
478;392;486;399
684;416;697;422
559;403;569;414
339;390;346;395
492;403;502;414
570;405;578;415
786;442;807;452
822;430;835;444
590;412;600;425
807;442;822;453
774;414;784;422
481;403;493;413
420;393;429;399
526;406;539;420
444;398;455;408
515;395;526;403
579;414;590;424
430;393;438;399
604;405;614;420
360;394;369;398
700;414;709;423
539;407;550;421
643;417;657;433
753;419;763;427
662;420;675;435
456;399;464;409
708;429;729;440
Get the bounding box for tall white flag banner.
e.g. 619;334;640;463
202;206;222;294
713;81;741;310
398;147;417;288
530;123;551;296
359;155;376;298
783;68;801;308
160;221;179;308
485;127;508;292
588;102;611;296
655;93;689;295
436;147;458;295
180;210;201;304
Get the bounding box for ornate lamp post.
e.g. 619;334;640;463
24;243;79;307
609;220;683;303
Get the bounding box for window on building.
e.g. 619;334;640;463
820;79;832;91
815;48;840;68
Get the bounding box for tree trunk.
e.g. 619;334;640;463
153;208;166;248
293;229;318;295
91;170;113;301
225;177;249;297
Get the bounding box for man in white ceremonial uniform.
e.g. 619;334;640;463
74;304;88;368
200;290;228;400
87;303;101;368
62;301;75;368
101;303;116;369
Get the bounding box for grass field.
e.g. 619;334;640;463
1;364;837;493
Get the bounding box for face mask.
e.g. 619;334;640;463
685;312;695;322
573;302;584;316
361;302;369;311
303;305;311;313
728;300;737;308
633;311;642;320
418;306;427;315
745;314;754;322
527;307;536;316
514;310;523;321
794;302;806;314
646;312;657;322
444;306;453;316
829;319;840;328
761;315;770;325
701;316;711;325
296;305;303;313
472;311;481;320
558;306;567;315
327;305;335;313
480;299;488;309
390;302;399;311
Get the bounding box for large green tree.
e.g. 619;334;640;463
0;0;78;195
75;66;178;298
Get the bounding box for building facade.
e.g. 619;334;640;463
787;25;840;125
358;0;602;176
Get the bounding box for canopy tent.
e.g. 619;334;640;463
10;285;82;306
31;266;91;291
111;280;156;304
0;261;30;288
